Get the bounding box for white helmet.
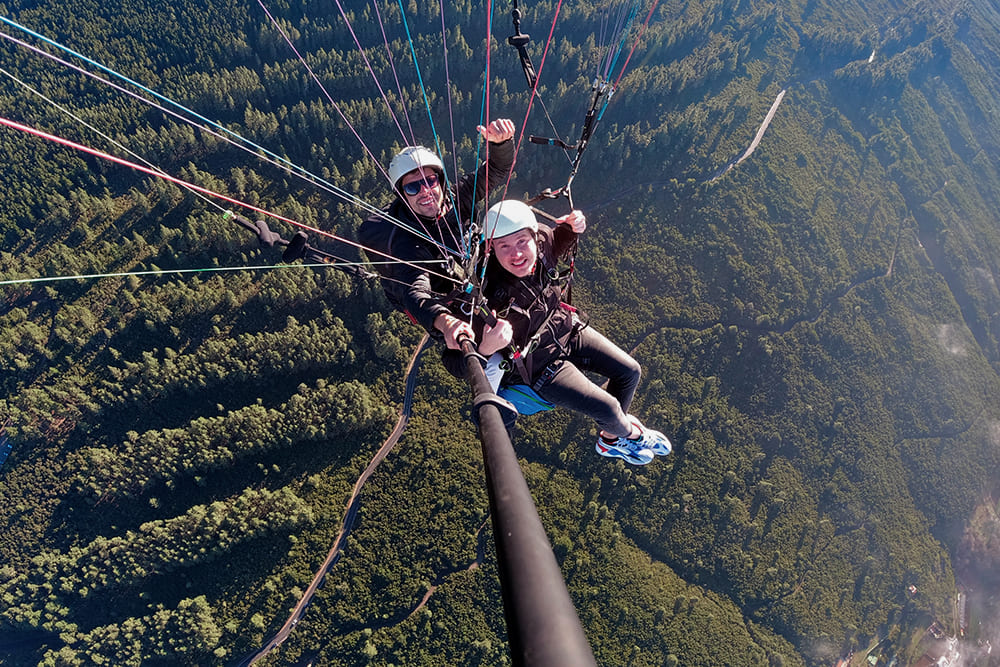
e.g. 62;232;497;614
388;146;444;190
485;200;538;240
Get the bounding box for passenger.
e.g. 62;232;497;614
468;199;672;465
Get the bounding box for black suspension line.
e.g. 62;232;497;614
507;0;538;90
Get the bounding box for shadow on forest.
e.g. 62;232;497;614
46;423;386;547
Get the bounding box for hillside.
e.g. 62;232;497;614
2;0;1000;665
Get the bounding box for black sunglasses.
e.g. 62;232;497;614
401;173;440;196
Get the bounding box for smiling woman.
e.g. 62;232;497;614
445;199;675;465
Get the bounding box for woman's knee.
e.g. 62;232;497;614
617;356;641;388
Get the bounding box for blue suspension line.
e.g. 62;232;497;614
603;1;642;80
0;16;318;188
596;0;642;123
394;0;469;259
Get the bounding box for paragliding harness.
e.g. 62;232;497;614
505;301;586;384
496;306;586;417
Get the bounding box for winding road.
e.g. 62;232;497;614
238;333;433;666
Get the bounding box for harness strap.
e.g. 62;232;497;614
509;302;585;386
531;361;560;393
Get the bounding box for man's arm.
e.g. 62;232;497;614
454;119;516;204
479;136;516;195
382;228;454;334
433;311;474;349
478;118;515;143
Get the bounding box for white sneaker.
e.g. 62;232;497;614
627;416;672;456
595;437;654;465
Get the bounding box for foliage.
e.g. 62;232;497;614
3;0;1000;665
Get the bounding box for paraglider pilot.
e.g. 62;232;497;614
358;119;516;347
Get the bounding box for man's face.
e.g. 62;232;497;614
400;167;444;219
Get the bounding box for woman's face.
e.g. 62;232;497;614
491;228;537;277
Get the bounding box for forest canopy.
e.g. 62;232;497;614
2;0;1000;666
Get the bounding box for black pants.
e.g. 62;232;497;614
535;326;641;438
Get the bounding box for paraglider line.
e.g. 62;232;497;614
0;259;442;287
330;0;410;141
0;65;224;214
0;116;463;285
0;19;460;259
0;116;308;229
610;0;660;91
393;0;467;257
509;0;564;187
0;263;337;286
255;1;465;258
371;0;417;146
